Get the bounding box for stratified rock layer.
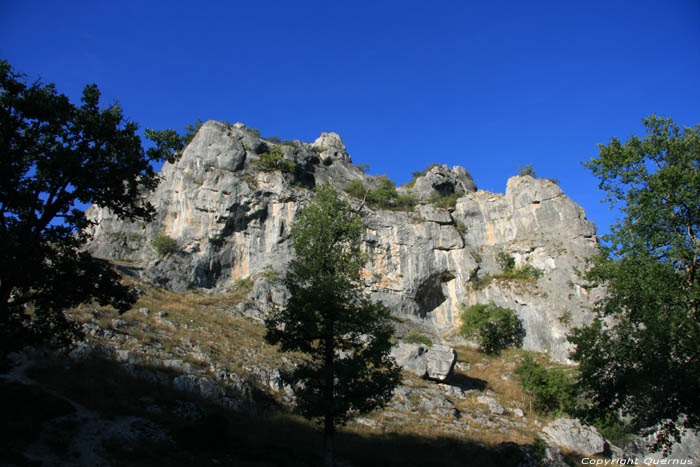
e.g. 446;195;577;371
87;120;602;361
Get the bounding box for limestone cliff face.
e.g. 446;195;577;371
86;120;601;362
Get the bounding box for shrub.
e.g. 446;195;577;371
459;303;525;354
152;234;177;257
494;251;543;282
342;179;367;199
514;356;577;415
264;136;281;144
403;170;425;189
496;251;516;272
366;176;398;206
518;164;537;177
428;191;462;209
402;330;433;347
343;177;416;211
252;147;296;173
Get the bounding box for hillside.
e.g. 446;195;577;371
4;121;697;466
85;120;603;363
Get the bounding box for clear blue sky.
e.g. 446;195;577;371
2;1;700;237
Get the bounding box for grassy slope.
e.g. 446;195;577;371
2;276;595;466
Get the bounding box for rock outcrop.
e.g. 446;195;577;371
86;120;602;361
390;342;456;381
542;418;608;457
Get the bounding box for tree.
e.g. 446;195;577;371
459;302;525;354
0;60;183;355
264;184;401;467
569;115;700;450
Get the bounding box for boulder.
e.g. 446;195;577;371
476;395;505;415
391;342;456;381
542;418;607;456
624;424;700;463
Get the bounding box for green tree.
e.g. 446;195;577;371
182;118;203;145
569;115;700;450
0;60;183;354
265;184;401;467
459;302;525;354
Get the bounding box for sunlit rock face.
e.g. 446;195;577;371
86;120;601;362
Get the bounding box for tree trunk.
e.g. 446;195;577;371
323;414;335;467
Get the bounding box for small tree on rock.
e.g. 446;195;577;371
265;184;401;467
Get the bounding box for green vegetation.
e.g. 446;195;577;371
493;251;543;282
514;356;577;415
252;146;296;173
514;355;634;446
343;177;417;211
459;303;525;354
152;234;178;258
428;191;462;209
402;330;433;347
264;184;401;467
569;115;700;450
403;170;425;189
0;60;184;355
182;118;204;145
517;164;537;177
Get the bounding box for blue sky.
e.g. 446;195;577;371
2;0;700;237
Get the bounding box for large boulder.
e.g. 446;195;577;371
542;418;608;457
624;424;700;463
390;342;456;381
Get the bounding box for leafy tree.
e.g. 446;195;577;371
569;115;700;450
0;60;183;355
265;184;401;467
459;302;525;354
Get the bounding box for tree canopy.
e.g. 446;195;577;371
569;115;700;450
0;60;183;354
264;184;401;467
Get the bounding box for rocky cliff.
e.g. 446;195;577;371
86;120;603;362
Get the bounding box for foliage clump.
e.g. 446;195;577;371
182;118;204;146
459;303;525;354
427;191;462;209
252;146;296;173
514;356;577;415
493;251;543;282
152;234;177;258
517;164;537;177
343;176;417;211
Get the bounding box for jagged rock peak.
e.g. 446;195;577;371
404;163;478;201
312;131;351;163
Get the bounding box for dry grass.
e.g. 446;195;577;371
54;275;587;465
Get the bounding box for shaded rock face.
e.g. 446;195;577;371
86;120;601;362
625;425;700;463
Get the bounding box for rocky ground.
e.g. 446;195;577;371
6;275;695;467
